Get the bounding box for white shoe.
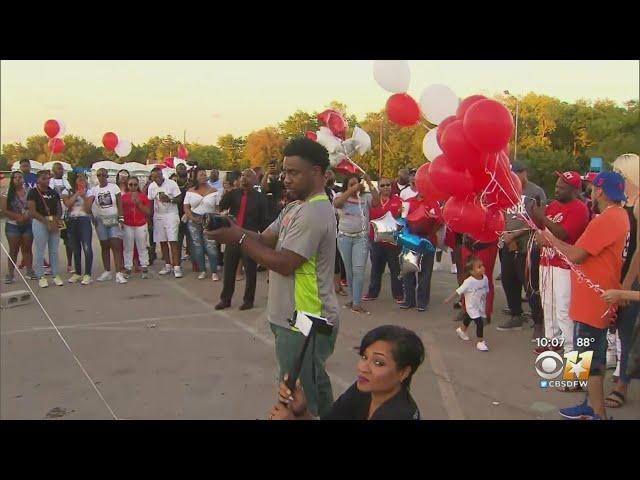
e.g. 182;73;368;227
476;341;489;352
456;327;470;341
158;264;172;275
97;271;113;282
38;278;49;288
115;272;128;284
68;273;83;284
451;264;458;274
212;273;220;282
197;272;207;280
53;275;64;287
174;266;184;278
81;275;92;285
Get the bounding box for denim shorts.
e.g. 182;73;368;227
574;321;608;376
5;222;32;237
94;218;123;241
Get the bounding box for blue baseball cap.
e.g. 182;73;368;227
592;171;626;202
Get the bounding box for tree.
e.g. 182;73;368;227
188;143;226;170
244;127;285;168
217;134;246;170
278;110;319;141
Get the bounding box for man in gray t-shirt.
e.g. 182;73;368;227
205;137;339;418
498;161;547;333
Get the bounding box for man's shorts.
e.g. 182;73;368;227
95;218;123;241
574;320;608;376
153;216;179;243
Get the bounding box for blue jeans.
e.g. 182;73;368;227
338;232;369;307
187;219;218;273
402;251;435;309
618;279;639;385
67;216;93;276
32;219;60;278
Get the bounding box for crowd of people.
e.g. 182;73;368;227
1;142;638;421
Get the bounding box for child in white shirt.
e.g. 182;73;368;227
445;255;490;352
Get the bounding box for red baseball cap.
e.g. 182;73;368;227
555;171;581;189
583;172;598;183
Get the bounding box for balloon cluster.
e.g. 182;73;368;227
102;132;132;158
44;119;66;154
307;109;372;176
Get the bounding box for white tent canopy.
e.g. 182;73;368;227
11;160;43;172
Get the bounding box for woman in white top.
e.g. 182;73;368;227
184;168;220;280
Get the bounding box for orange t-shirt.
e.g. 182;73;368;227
570;206;630;328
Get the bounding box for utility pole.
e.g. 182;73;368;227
379;119;383;177
183;130;186;145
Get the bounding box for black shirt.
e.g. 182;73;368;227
621;205;637;282
175;177;192;218
218;188;268;232
27;187;60;218
264;178;284;223
321;383;420;420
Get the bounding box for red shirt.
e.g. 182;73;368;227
369;194;403;242
122;192;151;227
540;199;589;268
236;191;248;227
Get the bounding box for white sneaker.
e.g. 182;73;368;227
174;266;184;278
158;264;172;275
456;327;470;341
81;275;92;285
53;275;64;287
97;271;113;282
38;278;49;288
115;272;128;284
68;273;83;284
212;273;220;282
476;341;489;352
197;272;207;280
451;264;458;274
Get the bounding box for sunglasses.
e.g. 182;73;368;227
379;183;391;187
128;183;139;187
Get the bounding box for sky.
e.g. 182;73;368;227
1;60;638;147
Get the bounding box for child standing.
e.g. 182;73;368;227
445;256;490;352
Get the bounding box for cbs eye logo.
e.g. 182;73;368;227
535;351;565;380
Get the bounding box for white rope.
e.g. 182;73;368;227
1;240;119;420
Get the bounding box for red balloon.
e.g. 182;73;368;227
456;95;487;120
436;115;457;146
44;119;60;139
385;93;420;127
485;169;522;210
474;208;505;242
333;158;359;176
48;138;65;154
415;162;449;203
443;196;486;235
327;113;347;140
177;145;188;160
469;151;508;193
463;99;514;153
317;109;339;125
102;132;119;151
439;119;484;171
428;155;474;199
164;156;175;168
305;130;317;141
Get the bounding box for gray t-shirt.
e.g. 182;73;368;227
504;180;547;250
337;193;372;234
266;194;339;330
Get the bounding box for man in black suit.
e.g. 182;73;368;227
215;168;267;311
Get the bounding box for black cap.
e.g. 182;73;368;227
511;161;526;173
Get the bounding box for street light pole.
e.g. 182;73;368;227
504;90;519;160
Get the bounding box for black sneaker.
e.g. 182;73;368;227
399;303;415;310
497;315;524;331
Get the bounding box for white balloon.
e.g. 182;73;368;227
373;60;410;93
419;84;459;125
56;120;66;137
316;127;342;154
422;128;442;161
341;139;358;157
114;139;132;158
329;152;348;167
351;126;372;155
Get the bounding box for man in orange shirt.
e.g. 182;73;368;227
539;172;629;420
